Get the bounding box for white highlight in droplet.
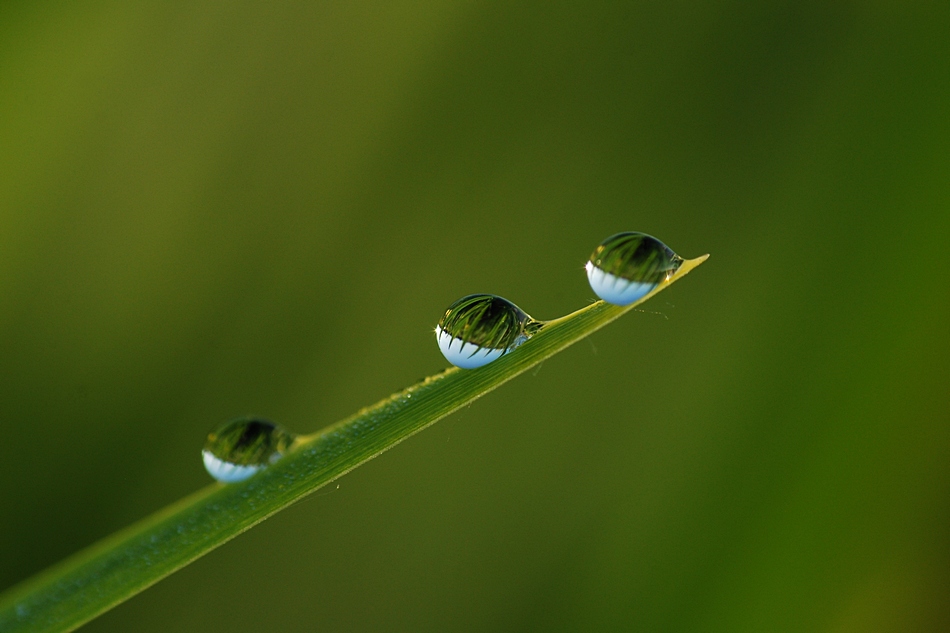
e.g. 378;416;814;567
202;450;262;483
436;325;507;369
586;261;657;306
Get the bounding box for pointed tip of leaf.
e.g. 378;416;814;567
674;253;710;278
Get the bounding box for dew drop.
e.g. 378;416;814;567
202;417;297;483
586;232;683;305
435;294;540;369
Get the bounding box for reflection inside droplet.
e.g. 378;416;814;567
586;232;683;305
202;417;297;483
435;294;540;369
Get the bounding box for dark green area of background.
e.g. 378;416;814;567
2;1;948;631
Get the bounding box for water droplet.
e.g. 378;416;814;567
586;232;683;305
435;294;540;369
202;417;297;483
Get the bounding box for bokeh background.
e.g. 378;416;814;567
2;1;948;631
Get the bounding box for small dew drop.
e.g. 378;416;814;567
586;232;683;305
435;294;540;369
202;417;297;483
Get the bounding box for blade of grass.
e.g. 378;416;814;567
0;254;708;633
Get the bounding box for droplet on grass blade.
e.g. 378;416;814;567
435;294;540;369
585;232;683;305
202;417;297;483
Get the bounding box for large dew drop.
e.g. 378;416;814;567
435;294;539;369
202;417;297;483
586;232;683;305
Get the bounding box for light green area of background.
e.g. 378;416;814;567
1;1;948;631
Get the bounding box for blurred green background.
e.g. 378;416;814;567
2;1;948;631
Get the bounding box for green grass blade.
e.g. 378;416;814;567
0;255;708;633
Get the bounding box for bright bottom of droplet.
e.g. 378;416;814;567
435;326;507;369
202;450;262;483
586;262;657;306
